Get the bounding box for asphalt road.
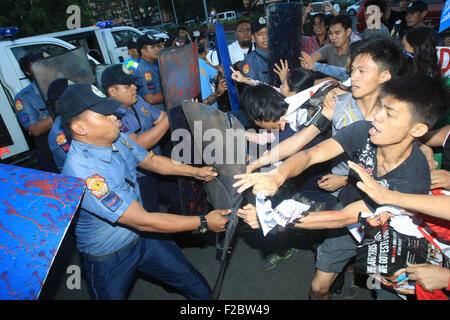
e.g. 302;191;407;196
39;218;375;301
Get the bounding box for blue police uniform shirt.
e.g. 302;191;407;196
198;58;218;109
48;116;72;172
62;133;148;255
135;58;165;111
240;47;269;84
14;82;50;130
120;95;162;157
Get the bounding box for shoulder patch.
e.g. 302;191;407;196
144;72;153;82
101;191;123;212
15;99;24;112
56;133;71;152
141;106;150;116
85;174;109;199
242;63;250;75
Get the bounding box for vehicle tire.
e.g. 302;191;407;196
348;9;356;16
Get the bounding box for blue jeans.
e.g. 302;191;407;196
81;237;211;300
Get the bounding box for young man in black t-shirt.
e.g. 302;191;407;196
235;74;449;299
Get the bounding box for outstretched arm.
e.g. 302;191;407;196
348;160;450;221
234;137;344;196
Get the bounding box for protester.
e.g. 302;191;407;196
402;26;441;77
361;0;391;39
301;13;330;56
300;15;355;70
236;74;449;300
172;26;191;47
240;78;332;269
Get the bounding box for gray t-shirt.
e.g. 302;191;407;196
330;93;365;195
361;24;391;39
317;42;352;68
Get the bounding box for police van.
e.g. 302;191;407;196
0;22;147;165
45;22;144;64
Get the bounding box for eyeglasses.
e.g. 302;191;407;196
237;28;251;33
313;22;325;27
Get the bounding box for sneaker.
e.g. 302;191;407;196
263;249;295;270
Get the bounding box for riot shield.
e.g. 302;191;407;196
181;100;246;299
214;23;241;111
158;43;201;110
32;47;94;102
159;44;209;216
267;2;303;87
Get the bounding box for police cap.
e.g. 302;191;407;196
251;16;267;34
59;83;122;122
101;64;137;91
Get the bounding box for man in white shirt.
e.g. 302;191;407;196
228;20;255;67
208;20;255;67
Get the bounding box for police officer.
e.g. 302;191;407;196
101;64;179;213
240;17;269;84
134;34;165;111
123;38;140;74
47;78;72;173
60;83;229;300
15;52;57;172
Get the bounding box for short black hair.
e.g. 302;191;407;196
240;84;288;123
285;68;315;94
380;75;449;129
235;20;251;30
329;14;353;30
313;13;328;26
364;0;387;14
351;36;403;78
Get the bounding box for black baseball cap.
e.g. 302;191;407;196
101;64;137;91
47;78;71;102
251;16;267;33
406;0;427;12
127;37;138;49
137;34;164;50
59;83;123;122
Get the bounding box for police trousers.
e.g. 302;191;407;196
81;237;211;300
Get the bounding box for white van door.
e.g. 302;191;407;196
102;27;143;64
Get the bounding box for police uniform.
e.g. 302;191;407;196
14;82;57;172
120;96;180;213
60;83;210;300
102;64;180;213
48;116;71;172
240;46;269;84
134;58;165;111
240;16;269;84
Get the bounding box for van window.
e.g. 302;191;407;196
111;30;141;48
11;44;69;70
57;31;104;63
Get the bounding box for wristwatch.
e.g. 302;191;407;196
198;215;208;233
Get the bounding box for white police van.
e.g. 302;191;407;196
45;22;144;64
